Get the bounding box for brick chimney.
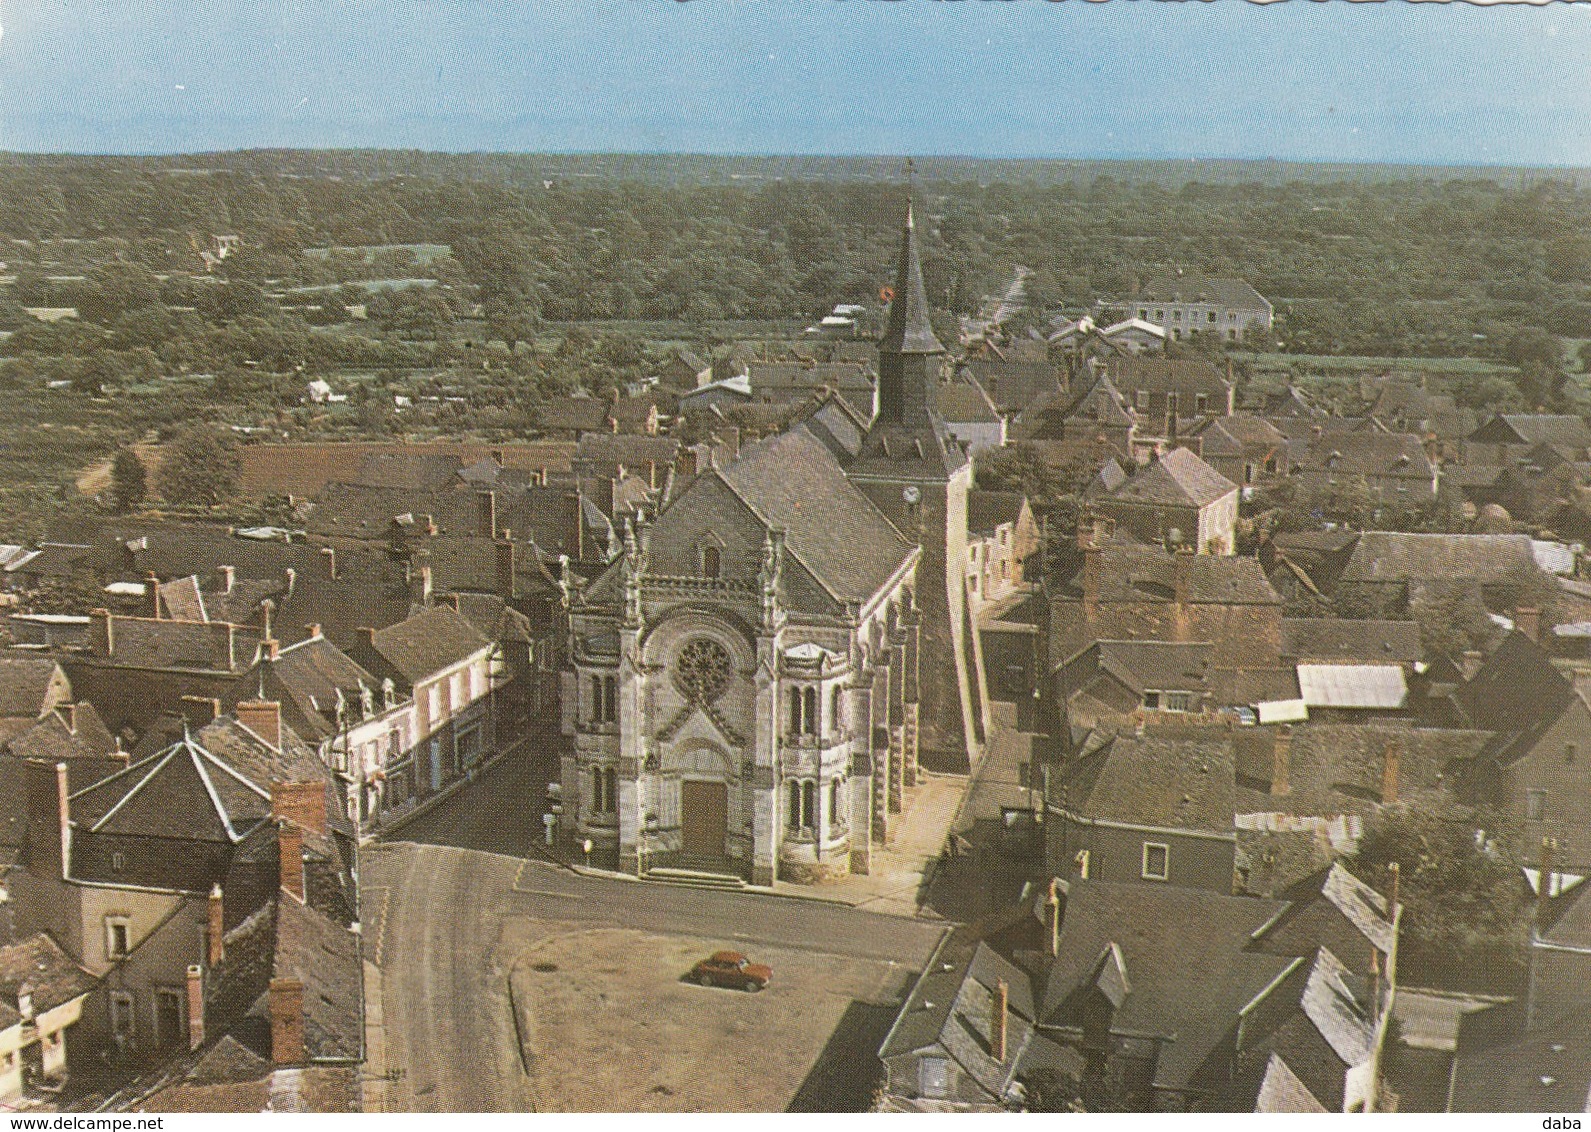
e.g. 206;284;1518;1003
1271;725;1292;797
1047;879;1062;957
1538;837;1557;927
236;700;282;752
306;623;322;639
261;638;281;662
147;572;163;619
413;562;433;606
187;964;205;1051
476;490;497;539
278;821;305;903
994;980;1009;1063
284;567;297;596
357;626;377;650
260;598;274;642
268;977;305;1066
218;565;236;594
1515;607;1541;644
90;609;114;656
207;883;225;967
1081;541;1101;621
273;781;327;837
320;545;337;579
1380;740;1401;805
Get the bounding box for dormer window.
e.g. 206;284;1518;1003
701;546;720;579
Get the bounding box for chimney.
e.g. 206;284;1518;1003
476;490;497;539
147;572;162;619
272;781;327;837
284;567;297;596
236;700;282;751
1081;541;1101;619
24;761;73;880
357;626;377;650
1538;837;1557;926
262;638;280;662
320;545;337;579
1380;740;1401;805
1166;391;1179;447
1271;725;1292;796
181;695;222;726
1515;606;1541;644
260;598;275;642
496;539;515;597
994;980;1009;1063
1172;547;1194;639
208;883;225;967
91;608;114;656
268;977;305;1066
278;821;305;903
413;562;433;606
306;623;322;640
218;565;236;594
187;964;205;1051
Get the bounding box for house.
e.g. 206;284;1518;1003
745;360;879;422
1182;416;1290;493
661;349;712;390
960;359;1063;420
0;933;95;1103
965;491;1040;605
230;630;419;830
0;657;75;744
1104;356;1235;419
1468;414;1591;464
1095;447;1239;556
1334;532;1548;617
349;604;498;798
1053;640;1215;732
1118;273;1273;343
1278;618;1423;671
938;370;1007;453
8;708;346;1065
1450;632;1591;873
1291;432;1438;510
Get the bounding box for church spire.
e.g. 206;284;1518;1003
878;197;944;358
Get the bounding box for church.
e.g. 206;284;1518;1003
562;201;980;884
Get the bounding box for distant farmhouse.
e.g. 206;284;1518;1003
1113;272;1273;344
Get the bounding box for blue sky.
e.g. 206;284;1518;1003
1;1;1588;166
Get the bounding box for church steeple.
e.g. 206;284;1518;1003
877;195;944;424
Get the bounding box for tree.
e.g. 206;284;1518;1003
108;448;147;513
1349;804;1531;993
156;425;241;508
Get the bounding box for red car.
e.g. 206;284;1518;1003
690;950;772;992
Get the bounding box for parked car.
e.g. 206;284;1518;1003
689;950;772;992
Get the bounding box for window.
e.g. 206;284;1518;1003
1227;329;1238;341
109;991;135;1045
155;987;184;1049
1134;389;1149;411
106;916;131;960
787;779;814;830
701;545;721;579
1527;789;1547;821
1172;309;1182;322
830;686;843;731
1244;463;1256;485
968;573;978;593
1207;311;1218;324
1163;691;1195;713
789;686;817;736
1153;309;1164;321
592;767;617;815
1568;744;1579;765
1143;691;1160;710
1194;394;1209;414
111;851;126;872
1137;307;1147;319
919;1056;951;1099
830;778;845;826
1142;842;1170;881
591;674;617;724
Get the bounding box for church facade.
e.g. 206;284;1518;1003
560;200;981;884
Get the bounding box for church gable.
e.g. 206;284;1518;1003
644;472;768;580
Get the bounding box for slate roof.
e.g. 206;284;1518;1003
1057;725;1239;833
967;491;1026;537
960;359;1062;415
362;604;491;686
234;638;380;744
1128;274;1271;311
937;371;1003;424
1061;372;1136;430
88;616;261;673
1055;640;1213;700
0;932;95;1020
1454;630;1574;735
1295;432;1433;479
1055;545;1282;606
2;702;117;764
273;895;363;1062
1105;447;1236;509
0;656;63;718
69;735;273;844
877;202;944;357
721;426;916;604
1040;881;1295;1095
1253;1053;1329;1113
1449;1010;1591;1113
1279;618;1423;665
1470;414;1591;452
1105;355;1233;398
1187;414;1288;455
1338;532;1541;586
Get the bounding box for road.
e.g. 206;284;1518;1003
362;752;947;1111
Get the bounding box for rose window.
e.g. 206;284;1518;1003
676;638;732;703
